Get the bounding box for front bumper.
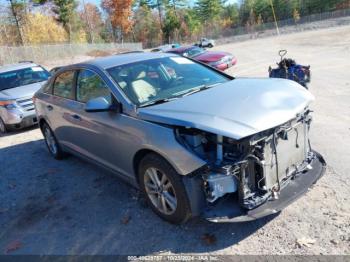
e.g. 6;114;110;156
1;108;38;130
202;151;326;223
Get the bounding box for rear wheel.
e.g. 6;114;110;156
208;43;213;48
42;123;65;159
0;117;7;134
138;153;192;224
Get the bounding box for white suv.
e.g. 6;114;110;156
197;38;215;48
0;62;50;133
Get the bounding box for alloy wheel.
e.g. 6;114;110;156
144;167;177;215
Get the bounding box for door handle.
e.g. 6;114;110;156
47;105;53;111
71;114;82;121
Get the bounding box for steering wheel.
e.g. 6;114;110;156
169;76;184;87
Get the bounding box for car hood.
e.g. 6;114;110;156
0;81;45;100
138;78;314;140
194;51;232;62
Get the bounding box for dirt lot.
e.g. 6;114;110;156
0;25;349;255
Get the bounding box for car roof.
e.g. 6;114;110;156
76;52;178;70
167;46;198;53
154;44;173;49
0;62;39;74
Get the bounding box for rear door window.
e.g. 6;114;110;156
53;71;75;99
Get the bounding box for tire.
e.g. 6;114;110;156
41;122;66;160
208;43;213;48
0;117;7;134
138;153;192;224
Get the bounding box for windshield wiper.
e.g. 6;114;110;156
139;83;222;108
173;83;221;98
139;97;178;108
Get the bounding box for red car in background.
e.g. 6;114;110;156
167;46;237;71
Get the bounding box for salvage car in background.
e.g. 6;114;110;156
195;38;215;48
151;44;181;53
34;52;326;224
167;46;237;71
0;62;50;133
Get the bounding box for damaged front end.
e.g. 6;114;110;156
176;108;326;222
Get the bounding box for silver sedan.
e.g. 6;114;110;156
33;52;326;224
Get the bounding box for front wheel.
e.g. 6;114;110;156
138;153;192;224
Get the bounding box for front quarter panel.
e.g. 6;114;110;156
113;114;207;177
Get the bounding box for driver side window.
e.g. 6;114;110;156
76;69;111;103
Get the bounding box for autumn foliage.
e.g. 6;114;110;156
1;0;349;47
101;0;133;38
23;13;68;44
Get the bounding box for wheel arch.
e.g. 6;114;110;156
39;117;47;130
38;116;52;132
133;148;180;185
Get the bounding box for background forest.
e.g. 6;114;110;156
1;0;349;47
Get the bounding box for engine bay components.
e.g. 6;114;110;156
204;173;238;202
176;109;314;210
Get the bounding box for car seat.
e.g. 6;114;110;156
131;66;157;103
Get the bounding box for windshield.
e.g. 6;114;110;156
107;56;230;107
184;47;206;58
0;66;50;91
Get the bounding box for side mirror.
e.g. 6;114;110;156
85;97;112;112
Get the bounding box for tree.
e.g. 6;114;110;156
195;0;223;36
154;0;164;30
293;8;300;24
8;0;26;45
163;7;180;43
99;17;115;43
271;0;295;21
23;13;67;44
68;11;88;43
166;0;187;12
195;0;222;22
102;0;133;42
299;0;345;15
52;0;78;41
133;4;162;47
138;0;154;7
80;3;104;43
0;5;19;46
221;3;240;28
182;8;201;41
183;8;200;31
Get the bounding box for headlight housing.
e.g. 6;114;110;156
0;100;19;110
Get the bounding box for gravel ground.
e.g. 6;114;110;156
0;25;349;256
